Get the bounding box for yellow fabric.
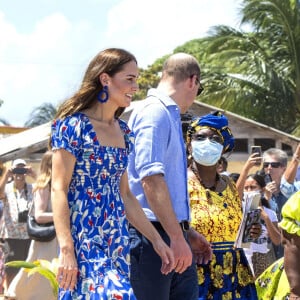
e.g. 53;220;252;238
255;258;290;300
189;177;242;243
279;190;300;236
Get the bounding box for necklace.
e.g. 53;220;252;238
190;164;220;204
190;164;219;190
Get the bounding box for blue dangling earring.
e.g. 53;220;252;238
97;86;109;103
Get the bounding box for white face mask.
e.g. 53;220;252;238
243;190;262;199
191;139;223;166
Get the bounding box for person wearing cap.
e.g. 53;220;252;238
0;158;36;294
186;111;259;299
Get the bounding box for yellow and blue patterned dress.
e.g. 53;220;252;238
189;176;258;300
51;112;136;300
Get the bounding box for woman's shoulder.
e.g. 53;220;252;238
52;112;87;128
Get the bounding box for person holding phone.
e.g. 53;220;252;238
0;159;36;294
262;148;288;259
242;174;281;277
262;148;288;217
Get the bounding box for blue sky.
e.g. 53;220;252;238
0;0;242;126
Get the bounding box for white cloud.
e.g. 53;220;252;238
0;0;242;126
0;12;85;125
105;0;242;67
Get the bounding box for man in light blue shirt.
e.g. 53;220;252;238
128;53;212;300
128;89;189;222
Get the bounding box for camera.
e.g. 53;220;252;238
12;168;27;175
18;210;29;223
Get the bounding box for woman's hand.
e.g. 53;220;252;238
246;153;262;170
258;206;268;222
188;227;212;265
57;247;78;291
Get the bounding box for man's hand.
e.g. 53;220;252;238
152;238;175;275
170;235;193;273
188;228;212;265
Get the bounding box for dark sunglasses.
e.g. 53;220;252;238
263;162;281;168
190;75;204;96
195;77;204;96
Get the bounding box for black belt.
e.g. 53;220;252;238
151;220;190;232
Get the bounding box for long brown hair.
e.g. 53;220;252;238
33;151;53;192
55;48;137;120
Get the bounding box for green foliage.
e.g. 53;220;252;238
137;0;300;136
197;0;300;134
6;259;59;297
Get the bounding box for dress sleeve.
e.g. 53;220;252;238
279;191;300;236
51;115;83;158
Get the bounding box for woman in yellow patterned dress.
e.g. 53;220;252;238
186;111;259;300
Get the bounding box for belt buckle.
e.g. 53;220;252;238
181;221;189;231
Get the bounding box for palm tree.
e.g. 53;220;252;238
176;0;300;135
24;102;57;127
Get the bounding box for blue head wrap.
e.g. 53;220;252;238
187;111;235;153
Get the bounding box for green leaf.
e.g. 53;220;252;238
5;261;37;269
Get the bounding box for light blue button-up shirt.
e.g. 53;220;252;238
127;88;190;222
280;176;300;199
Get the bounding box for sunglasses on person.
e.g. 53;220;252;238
191;75;204;96
263;162;282;168
195;77;204;96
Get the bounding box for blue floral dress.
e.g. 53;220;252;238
51;112;136;300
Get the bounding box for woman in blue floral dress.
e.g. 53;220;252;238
50;48;174;300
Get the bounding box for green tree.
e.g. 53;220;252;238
137;0;300;136
24;102;57;127
190;0;300;134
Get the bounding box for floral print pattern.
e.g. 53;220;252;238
189;177;257;299
0;182;33;239
51;113;136;300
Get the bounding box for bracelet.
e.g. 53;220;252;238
293;155;300;163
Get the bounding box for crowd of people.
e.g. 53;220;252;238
0;47;299;300
0;153;58;300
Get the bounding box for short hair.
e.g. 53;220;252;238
263;148;288;167
161;53;200;83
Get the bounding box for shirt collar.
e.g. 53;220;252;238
147;88;179;108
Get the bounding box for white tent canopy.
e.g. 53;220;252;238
0;122;51;163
